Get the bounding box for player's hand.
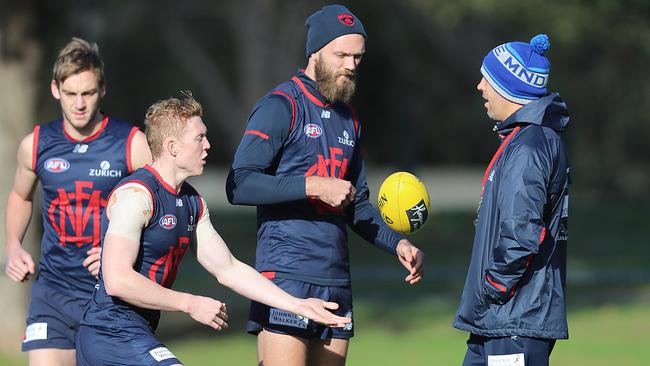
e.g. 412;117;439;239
4;243;35;283
83;247;102;278
294;298;351;328
187;295;228;331
306;176;356;208
396;239;424;285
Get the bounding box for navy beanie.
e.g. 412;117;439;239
305;4;367;57
481;34;551;104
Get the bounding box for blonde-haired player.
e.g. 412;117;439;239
76;93;350;366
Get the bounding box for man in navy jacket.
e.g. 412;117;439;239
454;34;570;366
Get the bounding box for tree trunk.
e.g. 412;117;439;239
0;1;42;352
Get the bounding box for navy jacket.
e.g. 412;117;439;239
453;93;570;339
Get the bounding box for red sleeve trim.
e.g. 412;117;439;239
126;127;139;173
31;125;40;171
272;90;297;133
245;130;270;140
486;274;507;293
260;271;276;279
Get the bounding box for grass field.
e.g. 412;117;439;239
167;298;650;366
2;299;648;365
1;201;648;365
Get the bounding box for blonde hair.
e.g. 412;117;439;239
144;91;203;158
52;37;105;85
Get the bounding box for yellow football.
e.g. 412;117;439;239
377;172;430;234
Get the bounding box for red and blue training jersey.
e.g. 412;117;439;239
82;166;203;332
33;116;138;298
227;71;403;286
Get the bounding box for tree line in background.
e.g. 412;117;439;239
2;0;649;202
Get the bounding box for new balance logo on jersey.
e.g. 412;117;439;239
343;310;353;331
320;110;331;119
44;158;70;173
89;160;122;177
176;199;183;207
337;130;355;147
72;144;89;153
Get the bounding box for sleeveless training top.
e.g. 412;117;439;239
82;166;203;332
33;116;137;297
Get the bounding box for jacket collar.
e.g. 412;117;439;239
495;93;570;135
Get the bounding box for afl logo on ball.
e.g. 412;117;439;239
44;158;70;173
338;13;354;26
304;123;323;138
159;214;177;229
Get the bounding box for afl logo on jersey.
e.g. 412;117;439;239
304;124;322;138
159;214;177;230
44;158;70;173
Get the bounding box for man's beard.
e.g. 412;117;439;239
315;57;356;103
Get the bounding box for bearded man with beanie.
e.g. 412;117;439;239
454;34;570;366
227;4;424;366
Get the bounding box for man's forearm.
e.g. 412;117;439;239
227;168;305;205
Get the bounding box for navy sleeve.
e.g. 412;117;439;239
226;94;306;205
345;126;404;255
481;141;550;304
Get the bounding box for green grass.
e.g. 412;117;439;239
1;299;648;365
1;202;647;365
148;202;650;365
164;294;650;366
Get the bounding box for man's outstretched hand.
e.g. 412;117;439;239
396;239;424;284
295;298;352;328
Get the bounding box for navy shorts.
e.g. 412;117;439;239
22;279;89;352
462;333;556;366
247;277;354;340
76;324;181;366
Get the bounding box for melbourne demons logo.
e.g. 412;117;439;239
48;181;106;248
305;147;350;214
338;13;355;26
149;237;189;287
44;158;70;173
304;123;323;138
159;214;177;229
